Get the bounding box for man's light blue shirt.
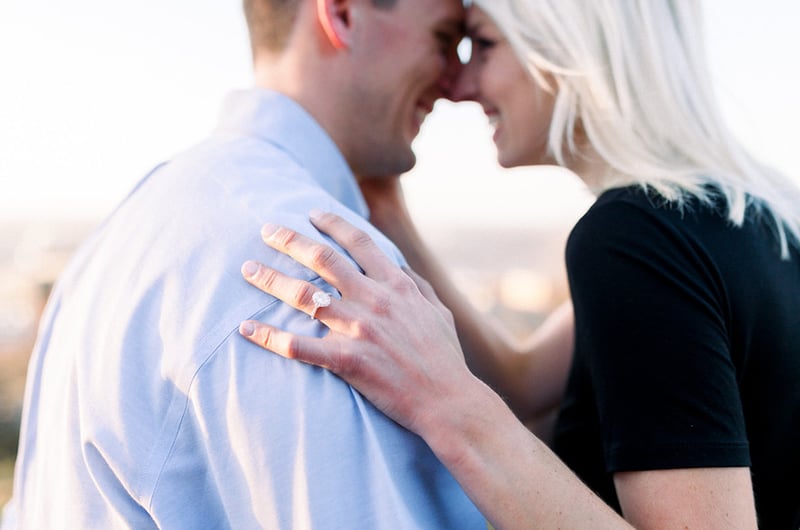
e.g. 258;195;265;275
3;90;484;529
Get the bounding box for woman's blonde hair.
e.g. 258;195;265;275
475;0;800;258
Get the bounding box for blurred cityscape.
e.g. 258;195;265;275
0;215;574;508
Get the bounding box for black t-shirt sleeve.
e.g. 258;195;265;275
566;193;751;472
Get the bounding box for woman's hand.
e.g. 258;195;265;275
239;210;474;437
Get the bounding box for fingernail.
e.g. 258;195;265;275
309;209;324;223
261;222;278;239
242;260;259;278
239;321;255;337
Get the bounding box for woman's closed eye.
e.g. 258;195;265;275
468;35;498;63
472;36;496;52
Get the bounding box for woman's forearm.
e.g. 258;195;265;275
421;373;630;530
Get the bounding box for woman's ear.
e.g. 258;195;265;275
317;0;351;49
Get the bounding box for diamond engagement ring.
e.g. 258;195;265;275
311;291;332;319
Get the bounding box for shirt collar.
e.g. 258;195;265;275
214;89;368;218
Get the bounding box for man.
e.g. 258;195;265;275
2;0;484;527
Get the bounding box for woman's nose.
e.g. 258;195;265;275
447;58;479;102
438;53;463;100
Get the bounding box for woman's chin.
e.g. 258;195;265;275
496;151;530;169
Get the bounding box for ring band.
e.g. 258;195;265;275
311;291;332;319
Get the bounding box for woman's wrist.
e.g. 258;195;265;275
420;373;509;471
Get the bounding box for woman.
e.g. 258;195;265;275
239;1;800;527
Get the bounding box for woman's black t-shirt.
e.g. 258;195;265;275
554;186;800;528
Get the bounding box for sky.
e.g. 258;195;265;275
1;0;799;230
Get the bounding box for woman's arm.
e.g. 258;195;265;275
614;468;757;529
360;178;573;424
419;364;629;530
239;212;759;528
238;211;628;529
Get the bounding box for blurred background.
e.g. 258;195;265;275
1;0;799;509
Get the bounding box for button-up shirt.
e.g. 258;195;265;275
3;89;484;529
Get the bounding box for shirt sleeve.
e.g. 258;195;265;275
565;195;751;472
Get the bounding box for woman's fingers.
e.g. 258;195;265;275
242;260;341;323
239;320;339;370
260;222;364;297
309;210;398;282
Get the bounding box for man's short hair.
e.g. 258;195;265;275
243;0;398;53
243;0;300;53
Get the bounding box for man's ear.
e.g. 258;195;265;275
317;0;351;49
